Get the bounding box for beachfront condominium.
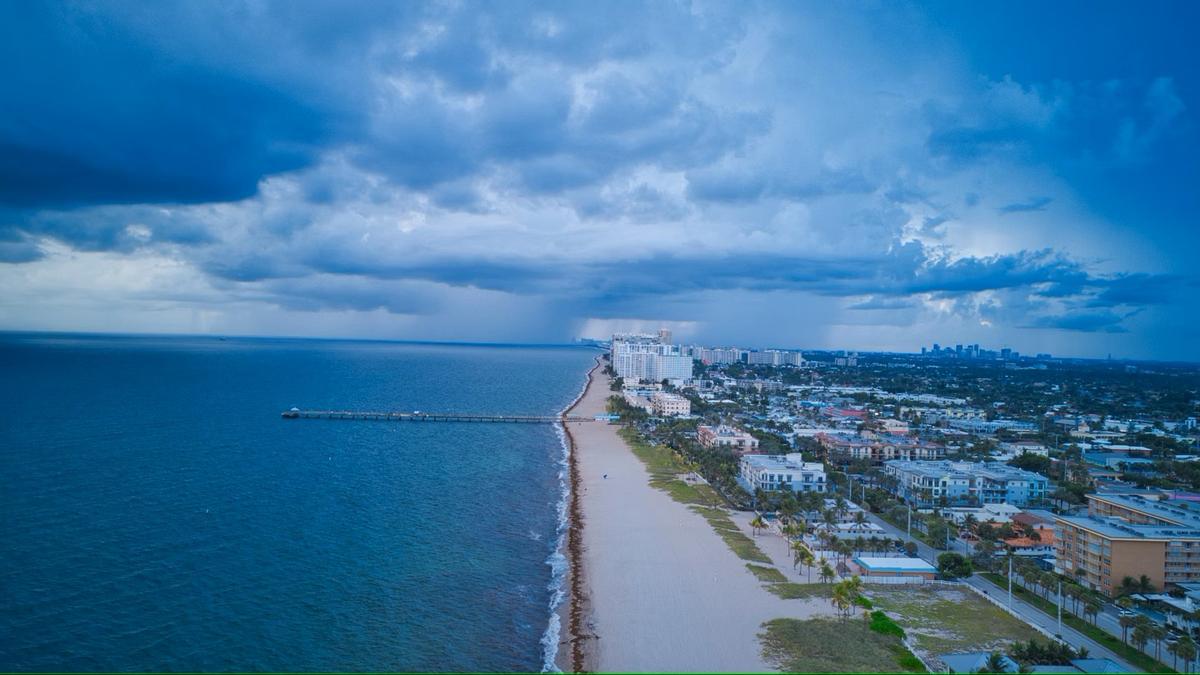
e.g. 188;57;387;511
738;453;827;493
650;392;691;417
1055;493;1200;596
883;460;1049;508
610;333;693;382
697;424;760;454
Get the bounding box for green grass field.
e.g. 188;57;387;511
759;617;925;672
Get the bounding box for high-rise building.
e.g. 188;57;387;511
610;333;692;382
657;328;672;345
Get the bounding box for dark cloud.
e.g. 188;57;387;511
0;3;342;208
0;232;43;263
1087;274;1178;307
1022;310;1134;333
0;2;1193;357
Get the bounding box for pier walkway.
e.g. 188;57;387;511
281;409;599;424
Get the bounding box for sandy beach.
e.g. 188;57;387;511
558;361;828;672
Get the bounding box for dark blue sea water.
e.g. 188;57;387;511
0;333;595;672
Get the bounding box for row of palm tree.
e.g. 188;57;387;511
1006;558;1105;627
1004;556;1200;670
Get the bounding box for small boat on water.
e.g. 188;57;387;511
282;407;301;419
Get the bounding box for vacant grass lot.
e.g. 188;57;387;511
870;586;1041;669
759;617;925;672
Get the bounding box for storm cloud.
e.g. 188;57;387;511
1;0;1197;359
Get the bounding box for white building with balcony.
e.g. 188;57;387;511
738;453;827;493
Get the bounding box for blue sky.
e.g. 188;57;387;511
1;1;1197;359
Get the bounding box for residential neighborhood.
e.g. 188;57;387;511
606;331;1200;673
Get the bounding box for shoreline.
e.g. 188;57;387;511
562;360;814;672
554;358;602;673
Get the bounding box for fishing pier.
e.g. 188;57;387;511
281;409;606;424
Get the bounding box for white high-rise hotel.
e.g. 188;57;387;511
610;332;693;382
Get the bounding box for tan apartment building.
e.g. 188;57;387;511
650;392;691;417
1055;493;1200;596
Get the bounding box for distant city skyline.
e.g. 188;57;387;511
1;2;1198;360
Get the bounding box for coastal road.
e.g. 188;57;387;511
858;507;1141;672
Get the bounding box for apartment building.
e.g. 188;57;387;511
1055;493;1200;596
610;333;693;382
745;349;807;367
650;392;691;417
738;453;826;493
697;424;760;454
883;460;1049;508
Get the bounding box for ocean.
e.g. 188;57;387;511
0;333;596;672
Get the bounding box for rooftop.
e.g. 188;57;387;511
885;460;1048;483
1056;515;1200;541
1090;492;1200;529
853;556;935;572
742;454;823;472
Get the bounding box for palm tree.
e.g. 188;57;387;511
1150;624;1168;661
964;513;979;535
837;540;854;572
1083;596;1102;626
799;547;816;582
1137;574;1156;594
1173;635;1197;673
1132;616;1152;654
823;508;838;530
1061;585;1078;615
1118;575;1139;597
844;574;863;599
1119;614;1136;644
819;561;835;584
831;582;851;620
750;514;767;538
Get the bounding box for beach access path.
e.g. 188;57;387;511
564;366;826;672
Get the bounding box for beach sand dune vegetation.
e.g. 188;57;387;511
759;616;925;672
